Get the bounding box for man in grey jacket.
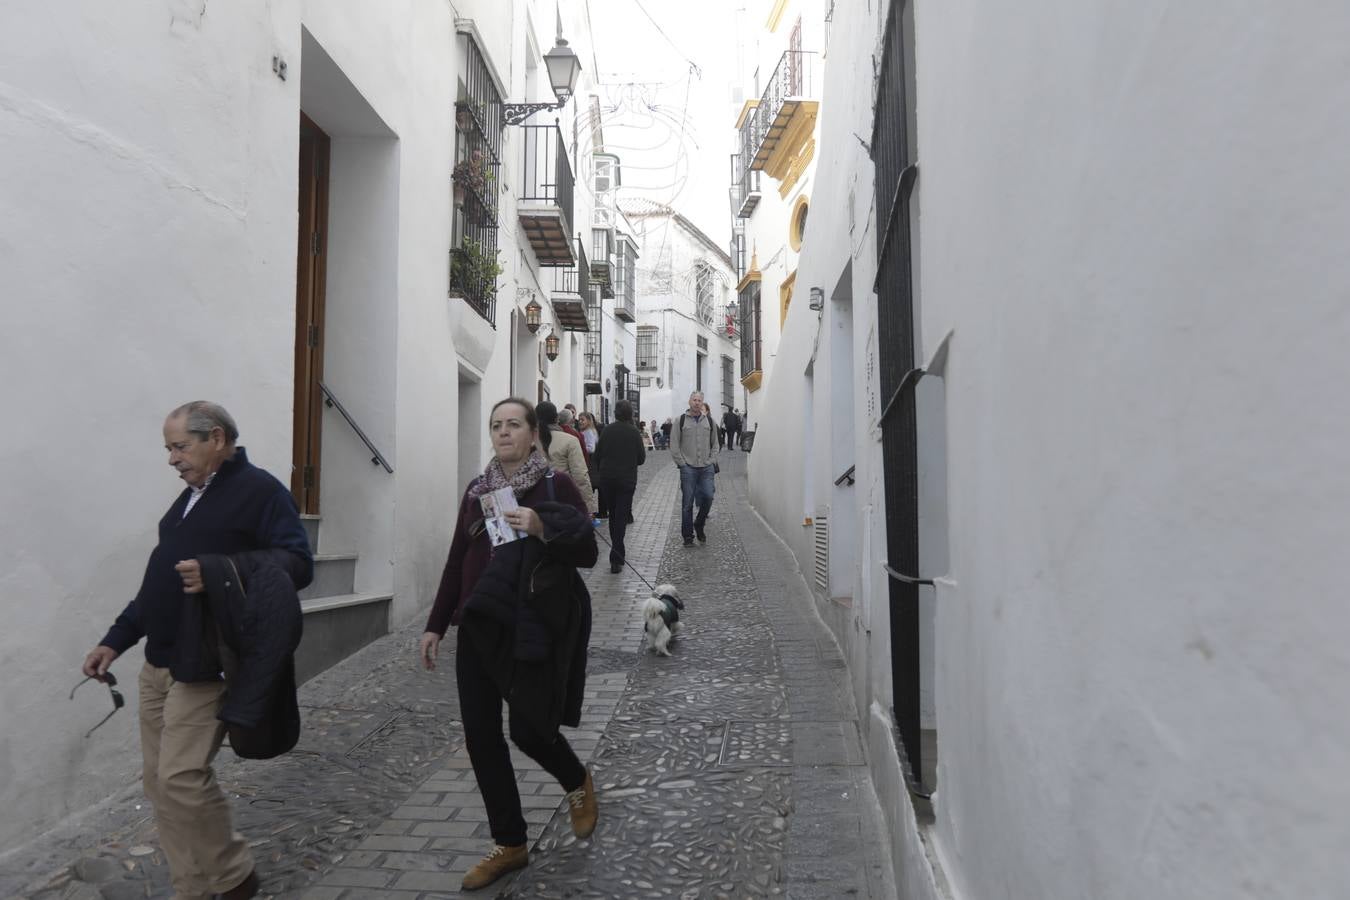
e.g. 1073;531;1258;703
670;390;719;546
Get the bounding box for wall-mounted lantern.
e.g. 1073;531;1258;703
808;286;825;311
525;297;543;333
503;7;583;125
544;332;561;361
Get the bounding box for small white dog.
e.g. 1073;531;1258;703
642;583;685;656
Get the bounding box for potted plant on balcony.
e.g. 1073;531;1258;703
454;93;483;134
450;236;504;301
453;149;489;206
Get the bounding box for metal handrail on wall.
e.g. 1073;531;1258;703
319;382;394;473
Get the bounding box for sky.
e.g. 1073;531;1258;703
582;0;744;250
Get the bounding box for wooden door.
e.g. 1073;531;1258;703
292;113;330;514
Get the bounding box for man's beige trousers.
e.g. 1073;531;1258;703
138;662;252;899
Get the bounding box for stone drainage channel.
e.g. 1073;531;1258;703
4;452;896;899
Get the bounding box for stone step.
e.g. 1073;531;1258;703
299;514;321;553
299;553;357;601
296;592;393;685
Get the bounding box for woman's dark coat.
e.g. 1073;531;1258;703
427;471;597;736
592;420;647;488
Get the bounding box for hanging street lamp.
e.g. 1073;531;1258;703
503;7;583;125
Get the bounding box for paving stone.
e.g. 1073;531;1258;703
408;822;478;838
297;888;345;900
390;869;461;891
356;835;430;852
318;867;395;888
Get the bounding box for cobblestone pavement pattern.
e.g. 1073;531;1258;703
2;452;896;899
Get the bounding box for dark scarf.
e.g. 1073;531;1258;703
467;449;550;501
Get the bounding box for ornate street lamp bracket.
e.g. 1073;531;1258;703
503;101;567;126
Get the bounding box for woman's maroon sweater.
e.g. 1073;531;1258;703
425;471;593;635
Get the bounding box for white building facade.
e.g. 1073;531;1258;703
0;0;634;851
744;0;1350;898
623;202;739;430
727;0;825;438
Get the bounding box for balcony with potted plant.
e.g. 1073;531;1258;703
453;148;499;228
449;235;503;322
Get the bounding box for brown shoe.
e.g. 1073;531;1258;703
566;770;598;838
217;869;259;900
461;843;528;891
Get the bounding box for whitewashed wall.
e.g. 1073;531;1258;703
0;0;305;851
0;0;568;852
731;0;828;430
748;1;1350;899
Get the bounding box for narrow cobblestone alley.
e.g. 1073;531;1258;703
3;452;896;900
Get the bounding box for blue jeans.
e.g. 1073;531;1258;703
679;464;715;541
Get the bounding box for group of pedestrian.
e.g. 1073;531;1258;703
77;388;724;896
722;406;744;449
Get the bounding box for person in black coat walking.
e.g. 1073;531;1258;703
592;399;647;573
419;398;599;890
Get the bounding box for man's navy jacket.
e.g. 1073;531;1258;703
99;447;313;675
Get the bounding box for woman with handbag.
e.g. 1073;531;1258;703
535;401;597;516
419;398;599;891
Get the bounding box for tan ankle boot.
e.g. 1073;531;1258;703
566;770;598;838
461;843;528;891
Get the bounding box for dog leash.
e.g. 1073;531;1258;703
592;527;659;593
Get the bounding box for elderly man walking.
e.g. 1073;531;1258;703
670;390;719;547
81;402;313;900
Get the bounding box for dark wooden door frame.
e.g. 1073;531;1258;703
292;112;330;514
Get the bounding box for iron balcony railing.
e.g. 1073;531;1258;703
625;372;641;420
449;232;499;323
450;30;504;325
453;34;501;231
739;281;762;377
520;124;575;234
456;31;504;162
721;304;738;340
747;50;818;171
591;227;615;298
729;152;762;218
548;235;591;331
613;236;637;322
730;222;748;283
583;286;602;386
584;331;601;384
553;235;590;298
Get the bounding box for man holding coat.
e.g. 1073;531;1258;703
80;401;312;900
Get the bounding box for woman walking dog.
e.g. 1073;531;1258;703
419;398;599;890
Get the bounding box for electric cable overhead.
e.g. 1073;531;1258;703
631;0;703;78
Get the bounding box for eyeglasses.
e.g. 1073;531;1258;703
70;672;126;738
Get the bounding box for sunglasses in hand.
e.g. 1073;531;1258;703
70;672;126;738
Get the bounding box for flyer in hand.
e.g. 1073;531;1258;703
480;487;526;547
